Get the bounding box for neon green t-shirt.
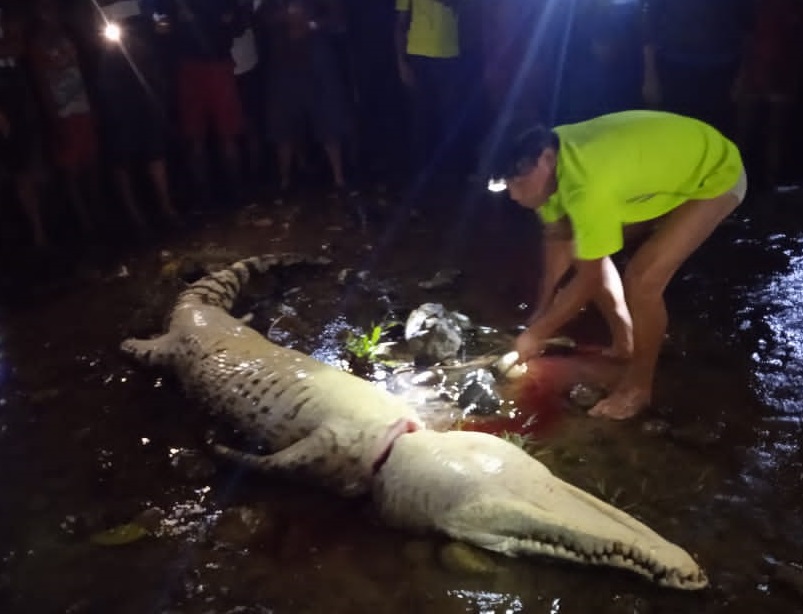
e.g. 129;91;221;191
539;111;744;260
396;0;459;58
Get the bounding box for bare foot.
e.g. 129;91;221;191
587;387;650;420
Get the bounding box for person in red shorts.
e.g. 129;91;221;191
29;0;97;235
153;0;246;209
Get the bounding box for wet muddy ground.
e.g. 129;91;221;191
1;186;802;613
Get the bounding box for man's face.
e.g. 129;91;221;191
506;148;557;211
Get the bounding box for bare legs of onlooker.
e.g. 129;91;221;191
186;141;210;209
148;159;179;223
402;56;460;187
260;0;352;201
178;60;245;210
275;140;345;195
323;140;346;190
187;137;242;209
235;66;265;197
113;167;148;232
276;142;294;192
63;166;96;236
222;138;243;205
14;172;47;249
112;158;180;234
241;131;263;194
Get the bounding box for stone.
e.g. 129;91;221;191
405;303;471;364
457;369;502;416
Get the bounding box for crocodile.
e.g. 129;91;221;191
121;254;707;590
121;253;424;497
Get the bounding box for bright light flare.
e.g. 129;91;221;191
487;178;508;193
103;22;122;42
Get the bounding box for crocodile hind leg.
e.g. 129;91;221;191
211;431;333;474
120;334;177;367
210;425;372;496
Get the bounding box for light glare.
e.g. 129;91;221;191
104;22;122;42
487;178;507;193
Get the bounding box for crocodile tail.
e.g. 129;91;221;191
174;253;331;313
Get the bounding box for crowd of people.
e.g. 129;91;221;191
0;0;801;254
0;0;364;252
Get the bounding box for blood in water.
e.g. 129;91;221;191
463;374;564;438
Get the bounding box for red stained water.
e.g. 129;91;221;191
462;345;623;439
462;369;567;439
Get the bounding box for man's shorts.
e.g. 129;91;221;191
236;64;263;129
266;71;347;143
177;60;243;140
727;169;748;204
620;168;748;243
53;113;97;172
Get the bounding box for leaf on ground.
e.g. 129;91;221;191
89;523;149;546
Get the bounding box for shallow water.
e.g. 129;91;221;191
1;192;802;613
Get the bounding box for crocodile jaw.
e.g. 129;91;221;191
372;430;707;590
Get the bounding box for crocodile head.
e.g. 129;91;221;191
372;430;707;590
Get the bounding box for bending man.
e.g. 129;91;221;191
488;110;746;419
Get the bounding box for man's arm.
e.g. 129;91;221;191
528;218;574;323
517;257;606;360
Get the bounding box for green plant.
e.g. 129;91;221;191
344;322;395;362
499;431;536;452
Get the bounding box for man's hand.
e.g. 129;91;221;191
514;326;546;362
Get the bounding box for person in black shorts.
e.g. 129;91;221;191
95;0;180;232
259;0;351;198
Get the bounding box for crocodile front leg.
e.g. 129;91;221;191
213;416;420;496
121;334;178;368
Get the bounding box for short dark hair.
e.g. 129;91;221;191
487;125;560;179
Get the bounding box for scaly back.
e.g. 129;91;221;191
172;253;331;317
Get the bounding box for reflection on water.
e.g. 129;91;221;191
747;247;803;420
309;315;352;368
448;589;525;613
726;238;803;565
